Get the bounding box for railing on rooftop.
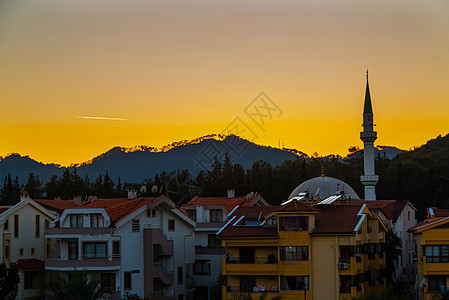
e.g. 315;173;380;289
226;286;279;293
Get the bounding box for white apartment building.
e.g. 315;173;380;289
0;197;57;300
40;195;196;299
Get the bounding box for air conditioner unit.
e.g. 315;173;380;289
338;263;348;270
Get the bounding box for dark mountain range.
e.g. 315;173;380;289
0;134;405;184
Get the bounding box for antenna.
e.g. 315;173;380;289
140;185;147;194
151;185;158;193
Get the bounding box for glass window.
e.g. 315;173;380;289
280;246;309;261
194;261;210;275
35;215;40;238
279;216;308;232
70;215;83;228
91;214;104;228
428;276;446;292
69;242;78;260
168;219;175;231
281;276;309;290
210;209;223;222
112;241;120;257
14;215;19;238
208;234;221;248
4;219;8;231
83;242;107;258
426;246;449;263
178;266;183;284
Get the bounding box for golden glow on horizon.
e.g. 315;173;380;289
1;0;449;166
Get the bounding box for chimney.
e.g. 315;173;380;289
20;190;29;202
128;190;138;199
73;196;82;206
227;189;235;199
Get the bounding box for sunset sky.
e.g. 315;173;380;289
1;0;448;166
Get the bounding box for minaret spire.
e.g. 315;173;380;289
360;71;378;200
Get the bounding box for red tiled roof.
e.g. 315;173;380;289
0;206;12;214
35;199;79;212
183;195;261;213
434;209;449;217
409;216;449;232
82;197;163;223
15;258;45;270
333;200;408;223
313;204;364;234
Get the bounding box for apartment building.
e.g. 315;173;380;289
0;197;57;300
218;200;388;300
180;192;268;298
409;208;449;300
39;195;196;299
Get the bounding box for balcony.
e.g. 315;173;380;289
339;286;363;300
338;256;363;275
422;257;449;275
45;227;112;237
144;225;173;256
45;255;120;271
153;262;173;285
222;257;278;275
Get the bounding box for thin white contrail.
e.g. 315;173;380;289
77;116;128;121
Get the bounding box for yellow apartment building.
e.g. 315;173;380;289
218;200;388;300
410;208;449;300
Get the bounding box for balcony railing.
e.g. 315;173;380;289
45;227;112;235
226;286;279;293
45;254;120;269
226;256;277;264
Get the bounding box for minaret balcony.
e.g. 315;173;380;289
361;175;378;185
360;131;377;142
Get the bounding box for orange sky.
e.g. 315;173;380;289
1;0;449;166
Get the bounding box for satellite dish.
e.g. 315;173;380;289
249;192;255;197
140;185;147;193
151;185;158;193
245;194;251;200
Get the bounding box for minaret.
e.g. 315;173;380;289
360;70;378;200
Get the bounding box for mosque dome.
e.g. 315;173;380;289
289;175;360;201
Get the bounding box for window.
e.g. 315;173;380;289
5;240;10;259
83;242;107;258
112;241;120;258
19;248;24;256
124;272;132;290
208;234;221;248
194;260;210;275
100;273;116;291
280;246;309;261
281;276;309;291
90;214;104;228
210;209;223;222
24;272;33;289
68;242;78;260
279;216;308;232
187;210;196;222
367;243;376;260
428;276;446;292
168;219;175;231
425;246;449;263
35;215;40;238
408;211;410;221
14;215;19;238
45;220;49;229
132;219;140;232
4;219;8;231
266;217;277;228
70;215;83;228
147;209;157;218
31;248;35;256
178;266;183;284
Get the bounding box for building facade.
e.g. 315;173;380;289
40;195;196;299
0;197;57;300
218;200;388;300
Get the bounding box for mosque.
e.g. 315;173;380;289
289;71;378;203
